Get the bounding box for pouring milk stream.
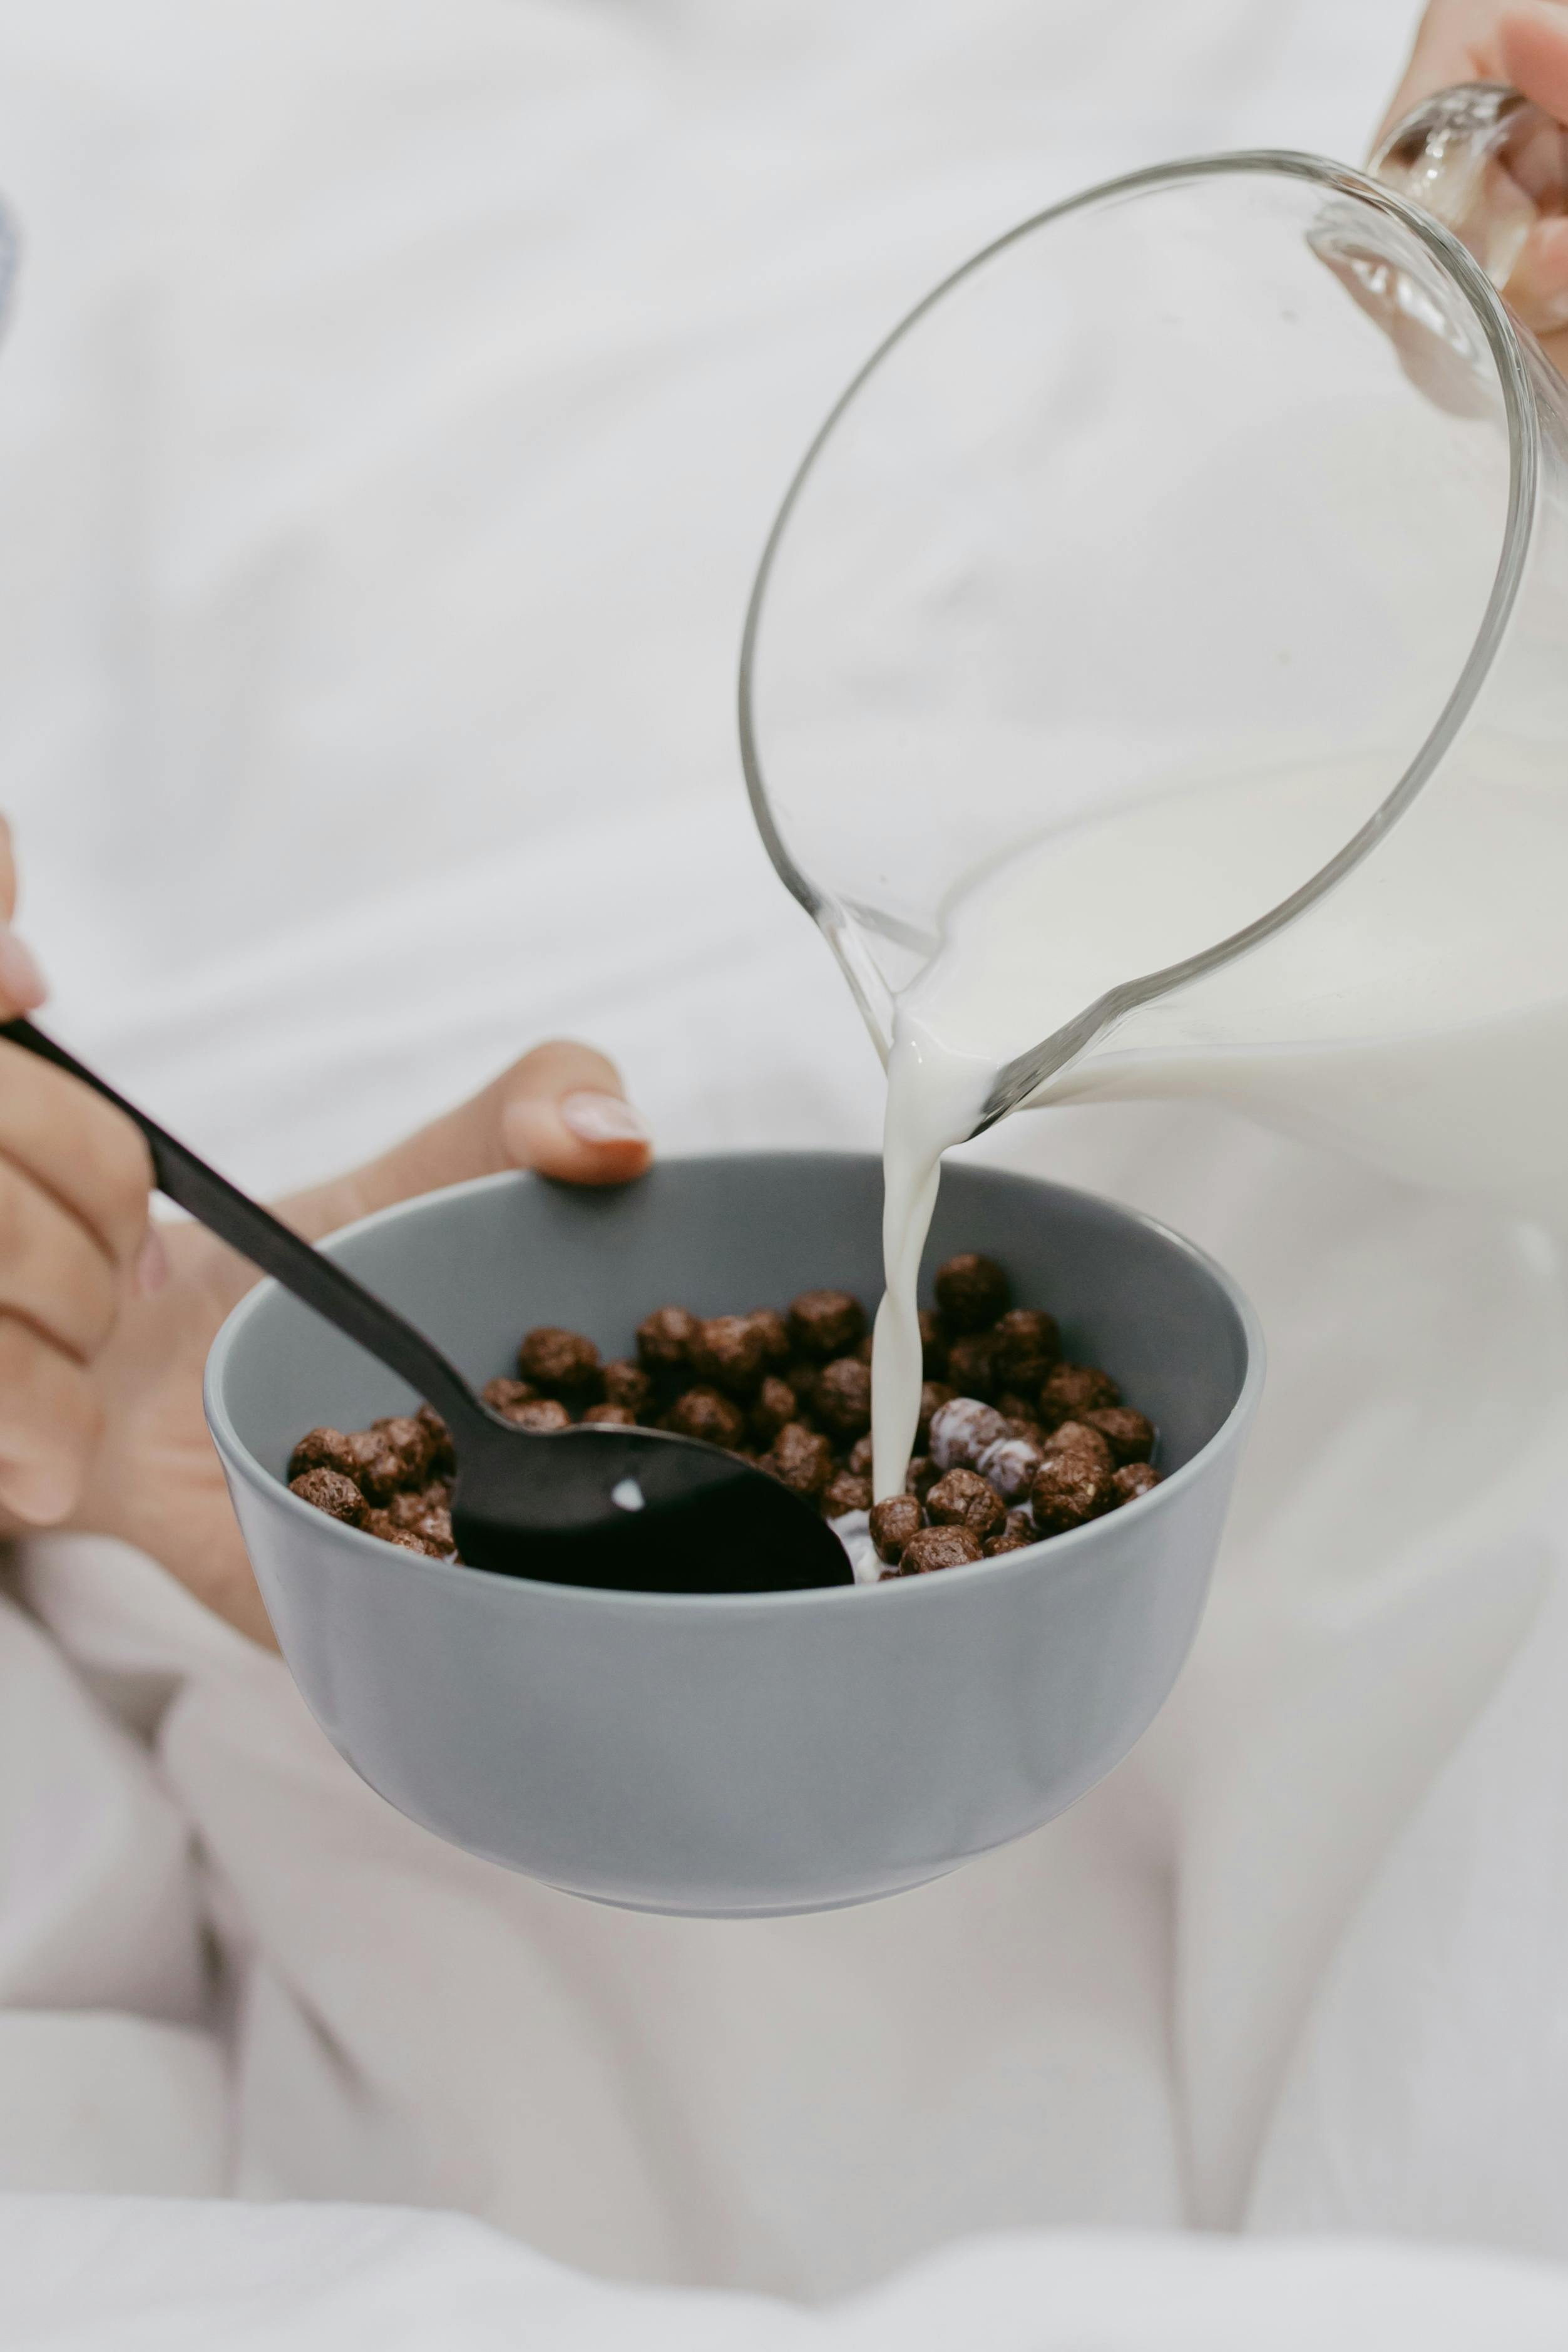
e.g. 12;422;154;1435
737;91;1568;1507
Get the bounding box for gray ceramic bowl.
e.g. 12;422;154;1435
204;1153;1262;1916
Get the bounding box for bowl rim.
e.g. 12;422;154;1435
203;1150;1266;1620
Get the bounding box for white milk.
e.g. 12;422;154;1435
869;751;1568;1497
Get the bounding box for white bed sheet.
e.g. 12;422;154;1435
8;2206;1568;2351
5;0;1568;2339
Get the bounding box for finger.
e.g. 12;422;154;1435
284;1039;653;1241
1502;4;1568;119
0;925;46;1019
1376;1;1509;146
0;1041;154;1273
1501;210;1568;325
0;814;49;1015
497;1040;653;1188
0;1315;101;1523
0;1161;125;1360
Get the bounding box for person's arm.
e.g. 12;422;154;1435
0;822;652;1645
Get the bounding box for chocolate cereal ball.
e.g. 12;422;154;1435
582;1402;637;1426
1042;1419;1114;1476
925;1467;1006;1544
782;1361;821;1418
1038;1362;1121;1430
815;1356;873;1439
927;1396;1007;1472
904;1454;940;1502
382;1494;455;1554
518;1326;602;1400
933;1252;1009;1333
416;1402;455;1476
371;1414;438;1484
288;1426;362;1484
822;1470;873;1519
985;1509;1037;1558
482;1375;541;1421
423;1514;459;1559
1030;1449;1116;1534
869;1494;924;1565
665;1385;749;1451
944;1331;995;1399
915;1381;955;1449
1112;1462;1162;1504
390;1496;439;1533
749;1375;799;1445
976;1432;1045;1504
689;1314;771;1396
847;1432;875;1479
508;1398;573;1435
745;1308;791;1369
990;1308;1061;1389
1084;1405;1156;1466
387;1486;448;1531
763;1421;835;1498
896;1524;985;1576
787;1288;866;1361
601;1358;653;1417
290;1467;367;1526
637;1305;699;1373
363;1515;436;1555
346;1427;413;1504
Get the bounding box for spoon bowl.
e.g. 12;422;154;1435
448;1414;849;1594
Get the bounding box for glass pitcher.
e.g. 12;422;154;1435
739;86;1568;1216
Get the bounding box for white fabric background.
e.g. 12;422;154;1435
3;0;1568;2340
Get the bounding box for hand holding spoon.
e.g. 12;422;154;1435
2;1019;851;1595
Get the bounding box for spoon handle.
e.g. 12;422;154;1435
1;1017;487;1438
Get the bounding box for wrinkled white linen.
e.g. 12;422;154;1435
8;2206;1568;2352
3;0;1567;2338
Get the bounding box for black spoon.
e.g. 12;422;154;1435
2;1019;852;1595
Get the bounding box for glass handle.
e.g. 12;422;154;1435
1372;81;1568;332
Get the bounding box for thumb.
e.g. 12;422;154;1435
496;1040;653;1186
285;1039;652;1242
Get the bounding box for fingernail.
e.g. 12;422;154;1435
560;1090;650;1146
136;1226;170;1297
0;927;47;1010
